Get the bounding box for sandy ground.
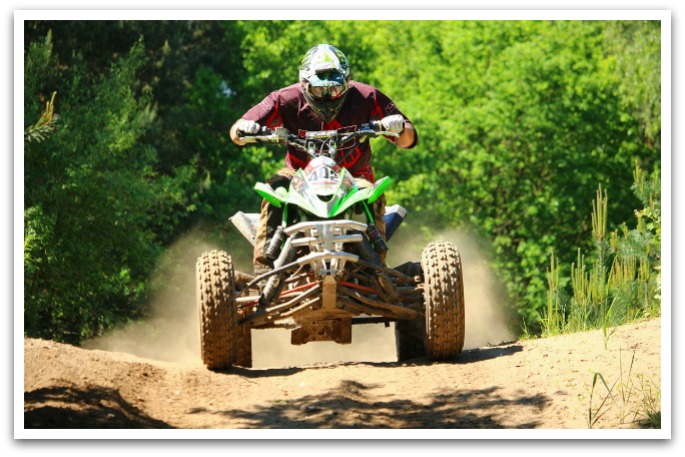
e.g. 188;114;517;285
23;317;661;433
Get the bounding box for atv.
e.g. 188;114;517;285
196;122;465;369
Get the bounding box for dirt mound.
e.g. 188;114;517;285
22;318;663;434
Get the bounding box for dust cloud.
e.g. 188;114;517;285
83;228;228;365
252;325;397;368
84;226;397;368
85;224;515;369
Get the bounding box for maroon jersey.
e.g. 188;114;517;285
241;81;417;182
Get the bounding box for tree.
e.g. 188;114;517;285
24;32;191;342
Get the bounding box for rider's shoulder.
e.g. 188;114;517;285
275;83;305;99
348;81;384;99
263;83;304;107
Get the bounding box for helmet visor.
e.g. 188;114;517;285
305;71;347;100
308;84;346;100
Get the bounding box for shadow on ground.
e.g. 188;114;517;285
24;383;172;429
458;344;523;364
23;344;529;429
189;378;547;429
226;343;525;374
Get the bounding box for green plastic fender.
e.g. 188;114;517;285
367;176;393;204
254;182;286;208
329;176;393;217
254;175;393;218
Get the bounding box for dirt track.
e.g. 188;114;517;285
23;318;661;432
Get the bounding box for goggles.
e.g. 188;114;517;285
307;83;347;100
304;70;348;100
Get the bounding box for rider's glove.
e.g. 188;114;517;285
380;114;405;134
235;119;261;135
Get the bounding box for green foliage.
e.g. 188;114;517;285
23;19;662;343
541;164;661;337
24;33;193;342
604;21;661;144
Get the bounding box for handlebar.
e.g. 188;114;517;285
237;121;399;149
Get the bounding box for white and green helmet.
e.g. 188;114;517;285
299;44;351;122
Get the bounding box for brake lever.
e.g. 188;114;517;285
366;120;383;132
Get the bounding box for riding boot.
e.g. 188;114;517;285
253;199;283;275
354;177;388;265
253;168;296;275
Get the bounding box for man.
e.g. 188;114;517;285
230;44;417;273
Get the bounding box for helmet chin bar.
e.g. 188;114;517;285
303;88;349;123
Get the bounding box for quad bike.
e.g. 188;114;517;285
196;122;465;369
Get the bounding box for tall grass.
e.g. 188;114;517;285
587;350;662;429
542;163;661;336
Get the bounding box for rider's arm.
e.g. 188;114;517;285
373;87;418;149
231;89;284;146
397;122;416;149
382;117;417;149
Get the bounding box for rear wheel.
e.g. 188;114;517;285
421;241;465;359
196;250;252;369
394;262;426;360
395;317;426;361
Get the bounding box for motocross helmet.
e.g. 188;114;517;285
299;44;351;123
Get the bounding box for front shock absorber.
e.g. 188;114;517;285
265;225;287;260
265;205;290;261
366;224;388;254
362;201;388;254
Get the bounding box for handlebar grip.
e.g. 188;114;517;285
237;126;272;138
238;126;288;144
364;120;399;138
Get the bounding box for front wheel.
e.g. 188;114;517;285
421;241;465;359
196;250;252;369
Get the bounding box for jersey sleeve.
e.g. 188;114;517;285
241;91;283;129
